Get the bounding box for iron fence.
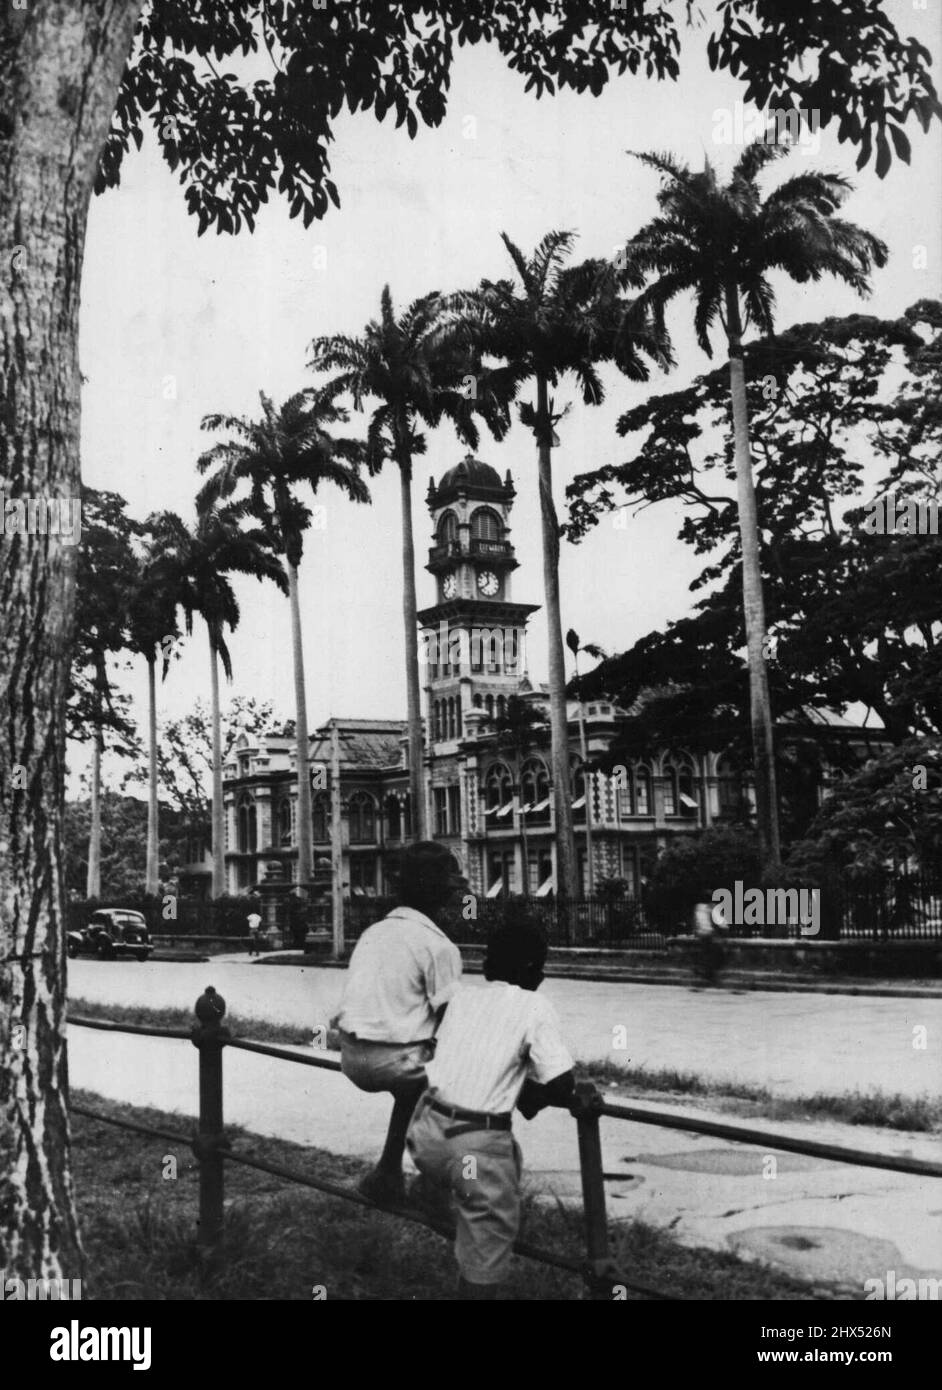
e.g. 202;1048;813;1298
69;988;942;1301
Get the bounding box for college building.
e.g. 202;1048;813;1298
206;454;867;902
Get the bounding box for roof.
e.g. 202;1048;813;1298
430;454;510;504
308;719;408;772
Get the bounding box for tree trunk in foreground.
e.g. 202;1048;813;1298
288;561;314;888
535;375;577;902
725;285;781;875
209;633;225;898
86;732;102;899
399;462;428;839
0;0;144;1282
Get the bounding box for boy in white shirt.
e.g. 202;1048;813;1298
406;922;574;1299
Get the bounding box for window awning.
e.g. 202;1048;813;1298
527;798;550;813
535;874;554;898
679;793;699;809
496;801;514;818
571;795;586;810
486;877;503;898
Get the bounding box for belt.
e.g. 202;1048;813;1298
427;1097;513;1138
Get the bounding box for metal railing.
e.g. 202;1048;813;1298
69;990;942;1301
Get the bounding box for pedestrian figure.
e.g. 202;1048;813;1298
692;890;724;986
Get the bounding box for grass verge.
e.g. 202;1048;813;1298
583;1060;941;1133
72;1090;820;1301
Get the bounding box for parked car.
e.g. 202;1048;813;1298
67;909;153;962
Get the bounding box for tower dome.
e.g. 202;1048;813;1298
428;453;513;507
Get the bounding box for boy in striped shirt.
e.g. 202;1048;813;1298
406;923;574;1299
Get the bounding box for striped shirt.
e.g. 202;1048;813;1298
335;906;462;1044
425;979;573;1115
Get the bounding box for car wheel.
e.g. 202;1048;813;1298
67;941;79;959
96;942;112;960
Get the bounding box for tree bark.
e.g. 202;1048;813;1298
145;655;159;895
399;461;427;839
288;561;314;887
536;375;577;901
209;631;225;898
725;285;781;874
86;732;102;899
0;0;144;1282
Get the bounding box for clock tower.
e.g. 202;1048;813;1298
418;455;539;753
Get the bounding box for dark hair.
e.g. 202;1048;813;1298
395;841;462;915
483;923;547;986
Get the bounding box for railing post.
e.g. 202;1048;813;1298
570;1081;616;1301
190;985;231;1248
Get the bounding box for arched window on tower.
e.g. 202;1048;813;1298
470;507;501;542
485;694;495;722
438;510;458;546
496;694;506;721
447;697;456;740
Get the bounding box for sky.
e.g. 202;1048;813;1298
75;2;942;794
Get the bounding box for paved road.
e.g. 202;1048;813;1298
68;957;941;1100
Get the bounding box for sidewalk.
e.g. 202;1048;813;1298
68;1025;942;1295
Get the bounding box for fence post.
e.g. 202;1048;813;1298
570;1081;616;1300
190;986;231;1248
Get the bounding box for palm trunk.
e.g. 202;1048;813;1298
145;654;159;895
0;0;144;1284
725;285;781;874
398;461;427;839
209;631;225;898
517;752;530;896
86;731;102;899
536;375;577;901
288;560;314;887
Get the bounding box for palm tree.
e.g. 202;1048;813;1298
448;232;669;899
126;513;188;896
165;505;288;897
309;287;506;839
487;694;549;897
197;389;369;889
622;143;887;872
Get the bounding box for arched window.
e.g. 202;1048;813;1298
663;759;697;818
521;758;550;823
237;794;257;854
349;792;377;844
438;510;458;544
385;794;402;841
312;793;328;843
470;507;501;541
485;694;495;721
402;792;413;838
278;797;292;847
485;762;513;810
447;697;456;740
496;694;506;721
618;765;652;818
717;756;746;820
455;691;462;739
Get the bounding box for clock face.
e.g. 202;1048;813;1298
443;574;458;599
477;569;499;597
